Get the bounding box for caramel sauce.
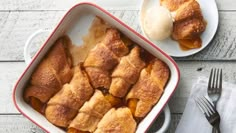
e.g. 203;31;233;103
178;37;202;51
69;17;112;66
99;87;144;123
127;98;139;116
104;94;122;107
98;87;124;108
29;97;46;114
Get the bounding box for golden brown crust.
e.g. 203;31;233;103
172;17;206;40
174;0;202;22
94;108;137;133
24;85;56;104
85;67;111;89
172;0;207;40
110;47;146;97
45;65;94;127
46;36;73;84
28;61;61;102
69;90;112;132
83;44;119;71
109;78;131;98
150;59;171;90
160;0;190;11
24;36;73;105
84;28;129;89
30;59;61;89
102;29;129;57
126;59;170;117
45;104;77;127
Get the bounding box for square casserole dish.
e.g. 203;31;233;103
13;2;180;133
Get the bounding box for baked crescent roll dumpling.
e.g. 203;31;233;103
94;107;137;133
24;36;73;113
161;0;206;50
45;64;94;127
172;17;206;40
85;67;111;89
68;90;112;133
126;59;170;118
172;0;207;40
110;46;146;97
160;0;190;11
84;28;129;89
174;0;202;22
84;44;119;71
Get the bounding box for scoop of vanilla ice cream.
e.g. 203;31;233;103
143;6;173;41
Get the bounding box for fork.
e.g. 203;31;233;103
207;68;223;107
195;96;221;133
207;68;222;133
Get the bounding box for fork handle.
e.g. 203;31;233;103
213;124;220;133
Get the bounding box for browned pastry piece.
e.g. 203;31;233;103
172;17;206;40
84;28;129;89
24;36;73;113
174;0;203;22
160;0;190;11
45;64;94;127
85;67;111;89
109;46;146;97
94;107;137;133
161;0;207;50
126;59;170;118
68;90;112;133
172;0;207;40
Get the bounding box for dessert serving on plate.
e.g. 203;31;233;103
161;0;207;50
23;17;170;133
143;0;207;51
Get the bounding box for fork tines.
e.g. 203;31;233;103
195;96;216;117
208;68;222;93
195;96;221;130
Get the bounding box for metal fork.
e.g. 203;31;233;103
195;96;221;133
208;68;223;107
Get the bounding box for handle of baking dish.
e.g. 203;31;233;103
24;29;51;65
155;104;171;133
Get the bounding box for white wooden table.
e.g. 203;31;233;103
1;0;236;132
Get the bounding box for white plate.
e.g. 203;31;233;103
140;0;219;57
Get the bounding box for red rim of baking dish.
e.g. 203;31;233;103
13;2;180;133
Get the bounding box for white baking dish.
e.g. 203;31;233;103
13;2;180;133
